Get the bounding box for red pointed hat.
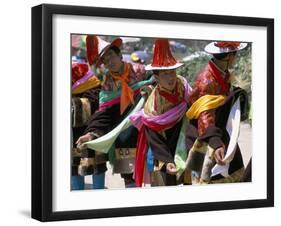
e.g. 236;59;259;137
86;35;122;67
205;41;247;54
145;38;183;70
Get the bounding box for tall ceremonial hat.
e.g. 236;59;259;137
86;35;122;67
145;38;183;71
204;41;247;54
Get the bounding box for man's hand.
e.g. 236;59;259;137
166;163;177;175
75;133;94;150
214;146;225;165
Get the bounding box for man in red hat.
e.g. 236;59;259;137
185;41;249;183
130;38;192;187
76;35;152;189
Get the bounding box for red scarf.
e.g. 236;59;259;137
209;61;230;95
157;82;180;104
154;83;180;112
134;120;177;187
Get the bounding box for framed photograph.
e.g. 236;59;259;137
32;4;274;221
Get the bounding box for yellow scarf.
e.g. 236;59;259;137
186;95;225;120
72;76;101;94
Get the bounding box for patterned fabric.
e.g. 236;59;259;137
130;76;191;186
72;97;92;127
144;76;187;116
189;60;231;135
186;70;247;183
71;87;101;176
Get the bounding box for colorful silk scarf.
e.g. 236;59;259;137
186;94;226;120
72;75;101;94
130;76;191;187
99;76;155;111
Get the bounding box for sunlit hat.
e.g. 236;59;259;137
86;35;122;67
145;38;183;71
72;63;101;94
205;41;247;54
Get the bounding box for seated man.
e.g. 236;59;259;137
76;36;153;188
185;41;249;184
130;39;192;187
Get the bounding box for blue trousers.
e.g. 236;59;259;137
71;173;105;190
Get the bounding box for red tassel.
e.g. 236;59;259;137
215;41;240;50
86;35;99;66
151;39;177;67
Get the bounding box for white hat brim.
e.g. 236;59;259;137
145;62;183;71
205;42;247;54
95;38;123;66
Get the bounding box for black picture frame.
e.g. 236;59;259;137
31;3;274;222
